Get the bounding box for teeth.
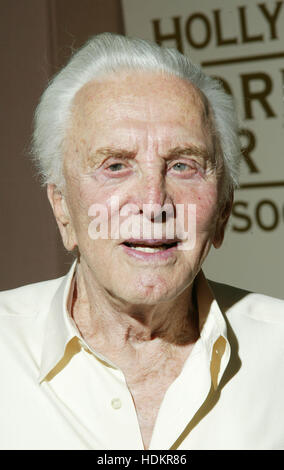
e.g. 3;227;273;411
131;246;166;252
123;241;178;252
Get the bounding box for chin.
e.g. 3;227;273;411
115;273;187;306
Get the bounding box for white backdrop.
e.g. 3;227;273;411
122;0;284;299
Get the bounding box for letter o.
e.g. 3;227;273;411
185;13;211;49
255;199;279;231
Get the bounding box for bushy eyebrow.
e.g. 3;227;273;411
86;147;136;167
163;145;210;161
86;144;210;167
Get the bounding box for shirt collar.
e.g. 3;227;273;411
39;261;231;389
38;260;78;383
195;269;231;389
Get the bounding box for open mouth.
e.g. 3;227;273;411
122;239;179;253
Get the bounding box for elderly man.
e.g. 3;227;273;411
1;33;283;451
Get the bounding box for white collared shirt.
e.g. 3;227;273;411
0;260;284;450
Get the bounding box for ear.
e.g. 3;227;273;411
47;184;77;251
213;191;233;249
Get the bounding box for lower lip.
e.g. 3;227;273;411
121;244;179;262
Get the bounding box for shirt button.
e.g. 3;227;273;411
111;398;122;410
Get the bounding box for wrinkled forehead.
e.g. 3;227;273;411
62;70;219;176
70;70;211;128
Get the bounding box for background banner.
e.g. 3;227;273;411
122;0;284;298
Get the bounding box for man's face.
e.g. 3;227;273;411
56;71;229;305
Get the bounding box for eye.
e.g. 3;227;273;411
101;159;132;178
107;162;125;172
168;159;203;179
172;162;190;172
170;161;197;173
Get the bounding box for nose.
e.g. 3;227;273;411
134;168;174;222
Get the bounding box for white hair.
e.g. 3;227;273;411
31;32;240;194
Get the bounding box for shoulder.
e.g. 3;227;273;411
208;280;284;386
0;276;65;318
208;279;284;326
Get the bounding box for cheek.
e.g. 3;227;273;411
70;175;142;231
197;197;219;231
176;185;219;233
67;178;128;244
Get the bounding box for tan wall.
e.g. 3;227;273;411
0;0;124;290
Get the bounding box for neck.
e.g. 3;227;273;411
70;260;200;357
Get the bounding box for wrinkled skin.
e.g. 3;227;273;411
47;70;232;449
48;71;231;313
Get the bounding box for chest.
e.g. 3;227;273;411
123;354;189;449
126;379;169;448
